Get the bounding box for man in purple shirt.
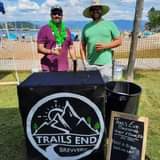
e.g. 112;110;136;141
37;5;76;72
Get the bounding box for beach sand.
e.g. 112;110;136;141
0;39;83;70
0;39;41;60
0;40;81;60
0;34;160;70
1;34;160;60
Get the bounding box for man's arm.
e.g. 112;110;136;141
80;41;90;68
96;36;122;52
37;26;52;55
68;44;76;60
37;43;61;55
37;43;52;55
80;41;87;63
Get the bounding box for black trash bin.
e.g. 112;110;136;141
105;81;142;135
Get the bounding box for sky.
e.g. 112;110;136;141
0;0;160;22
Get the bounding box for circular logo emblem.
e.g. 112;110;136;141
27;92;104;160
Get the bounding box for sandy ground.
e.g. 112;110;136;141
0;35;160;70
0;40;82;70
0;39;41;60
1;34;160;60
0;40;82;60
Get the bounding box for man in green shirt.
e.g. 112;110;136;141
81;1;122;82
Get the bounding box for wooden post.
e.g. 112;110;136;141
127;0;144;81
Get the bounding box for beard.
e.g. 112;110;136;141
91;13;102;21
53;18;62;24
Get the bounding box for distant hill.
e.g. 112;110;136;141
32;19;146;32
0;20;146;32
0;21;37;30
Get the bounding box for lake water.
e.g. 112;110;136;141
0;20;146;39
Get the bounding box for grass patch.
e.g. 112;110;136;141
0;108;27;160
135;70;160;160
0;71;160;160
0;71;31;160
0;71;31;107
114;48;160;58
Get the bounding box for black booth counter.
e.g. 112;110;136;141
17;71;106;160
19;71;105;87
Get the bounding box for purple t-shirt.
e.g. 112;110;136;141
37;25;72;71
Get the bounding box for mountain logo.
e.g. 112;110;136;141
26;92;105;160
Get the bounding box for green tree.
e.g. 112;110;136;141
146;7;160;30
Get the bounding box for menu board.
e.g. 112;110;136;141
107;111;149;160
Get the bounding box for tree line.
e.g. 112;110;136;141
0;21;38;30
145;7;160;32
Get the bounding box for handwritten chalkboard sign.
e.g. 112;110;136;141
107;111;149;160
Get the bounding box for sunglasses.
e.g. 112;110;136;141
51;11;62;16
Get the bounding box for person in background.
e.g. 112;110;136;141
21;33;26;42
37;5;76;72
80;0;122;82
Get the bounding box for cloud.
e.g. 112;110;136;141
120;0;135;3
43;0;66;7
0;0;159;21
45;0;59;6
6;6;17;13
18;0;40;11
69;0;80;6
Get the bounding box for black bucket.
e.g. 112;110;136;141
105;81;142;134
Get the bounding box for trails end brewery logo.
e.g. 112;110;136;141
27;93;104;160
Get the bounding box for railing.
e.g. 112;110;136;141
114;35;160;59
0;34;160;71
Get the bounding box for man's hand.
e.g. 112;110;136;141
83;59;88;66
83;59;89;70
95;43;107;52
51;46;61;55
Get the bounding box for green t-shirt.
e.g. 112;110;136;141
81;20;120;65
